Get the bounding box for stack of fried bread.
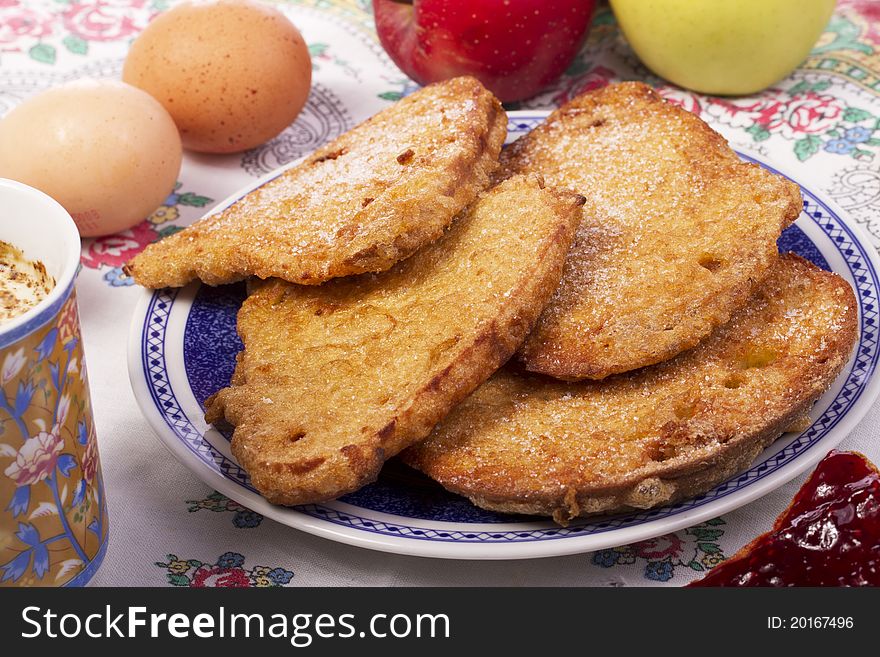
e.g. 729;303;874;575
129;78;858;524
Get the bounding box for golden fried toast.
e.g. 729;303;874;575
126;76;506;288
204;175;584;505
403;255;857;523
501;82;803;380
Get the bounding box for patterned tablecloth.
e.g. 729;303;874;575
1;0;879;587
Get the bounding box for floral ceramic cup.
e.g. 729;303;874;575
0;178;108;586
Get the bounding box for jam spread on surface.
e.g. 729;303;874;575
690;450;880;587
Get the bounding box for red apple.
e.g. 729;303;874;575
374;0;596;103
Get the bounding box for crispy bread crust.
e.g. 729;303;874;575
126;76;507;288
403;255;858;522
204;175;584;505
502;82;803;380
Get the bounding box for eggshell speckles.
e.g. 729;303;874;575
0;79;182;237
123;0;312;153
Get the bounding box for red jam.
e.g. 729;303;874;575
690;450;880;587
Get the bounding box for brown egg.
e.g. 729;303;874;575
123;0;312;154
0;80;182;237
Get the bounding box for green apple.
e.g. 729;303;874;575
610;0;836;95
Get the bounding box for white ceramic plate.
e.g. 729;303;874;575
128;111;880;560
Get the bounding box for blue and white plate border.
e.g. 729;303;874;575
128;111;880;560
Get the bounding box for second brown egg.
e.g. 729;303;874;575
123;0;312;154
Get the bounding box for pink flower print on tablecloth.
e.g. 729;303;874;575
191;564;252;588
839;0;880;46
774;92;844;139
156;553;294;587
81;221;158;270
551;65;615;106
0;3;54;45
632;532;684;561
706;90;843;140
703;94;785;130
655;86;703;116
62;1;146;43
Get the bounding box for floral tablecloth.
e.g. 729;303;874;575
1;0;879;587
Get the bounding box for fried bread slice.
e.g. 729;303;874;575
501;82;803;380
204;175;584;505
403;255;857;523
126;76;506;288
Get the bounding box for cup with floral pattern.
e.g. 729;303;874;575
0;178;108;586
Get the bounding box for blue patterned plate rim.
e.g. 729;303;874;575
127;111;880;560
